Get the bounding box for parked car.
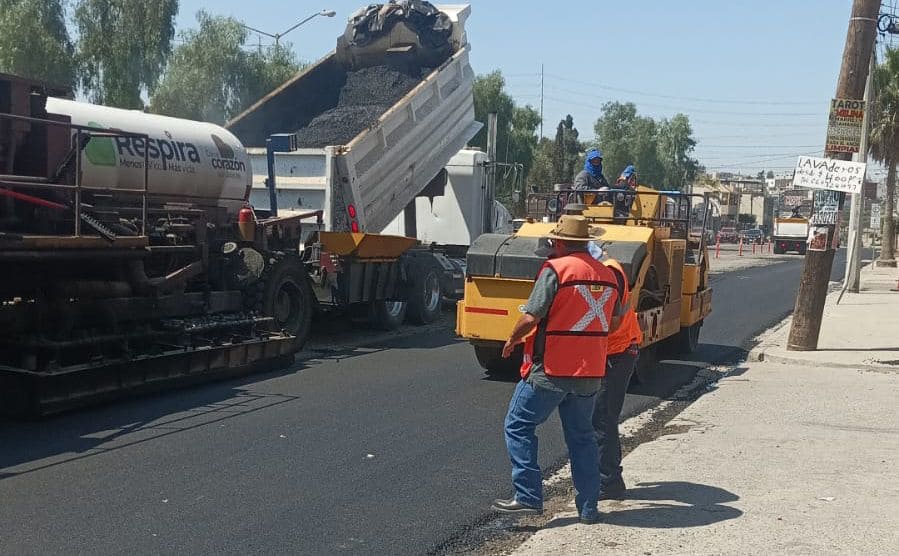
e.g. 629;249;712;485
739;229;765;244
716;227;739;243
690;227;714;245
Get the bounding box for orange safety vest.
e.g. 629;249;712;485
604;259;644;355
521;252;620;379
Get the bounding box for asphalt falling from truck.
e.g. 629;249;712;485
294;66;422;148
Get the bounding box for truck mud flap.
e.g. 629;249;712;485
0;337;296;419
337;260;404;304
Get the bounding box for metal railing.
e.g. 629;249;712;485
527;188;705;225
527;188;714;266
0;112;150;237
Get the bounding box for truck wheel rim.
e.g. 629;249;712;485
274;279;302;333
423;273;440;312
384;301;405;318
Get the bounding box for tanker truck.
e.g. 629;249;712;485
0;73;318;417
226;3;496;329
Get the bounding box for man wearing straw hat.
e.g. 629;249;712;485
492;215;622;524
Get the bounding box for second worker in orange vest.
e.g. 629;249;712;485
492;216;622;524
591;257;643;500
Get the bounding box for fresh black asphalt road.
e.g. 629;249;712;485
0;251;849;555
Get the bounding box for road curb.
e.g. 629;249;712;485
750;349;899;372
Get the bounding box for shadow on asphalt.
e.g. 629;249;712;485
0;328;465;479
542;481;742;530
0;364;307;479
474;343;751;399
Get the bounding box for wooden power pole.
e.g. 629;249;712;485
788;0;880;351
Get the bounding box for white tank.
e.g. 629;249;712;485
46;98;251;213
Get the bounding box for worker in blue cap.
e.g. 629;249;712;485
612;164;638;220
617;165;637;189
573;148;610;192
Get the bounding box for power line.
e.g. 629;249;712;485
701;150;824;166
541;85;822;116
698;144;820;149
541;95;825;127
543;72;820;106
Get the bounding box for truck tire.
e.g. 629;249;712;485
369;300;407;330
407;261;443;324
798;244;807;255
662;320;702;356
259;255;313;349
474;344;521;374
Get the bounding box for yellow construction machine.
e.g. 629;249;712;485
456;186;713;374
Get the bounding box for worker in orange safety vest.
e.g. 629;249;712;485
492;215;622;524
591;256;643;500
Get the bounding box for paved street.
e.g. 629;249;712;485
0;252;847;555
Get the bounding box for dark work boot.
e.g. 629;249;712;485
491;498;543;515
600;481;627;501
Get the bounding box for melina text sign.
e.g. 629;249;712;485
792;156;866;194
825;98;865;154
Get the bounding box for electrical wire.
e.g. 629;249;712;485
543;72;820;106
541;85;822;117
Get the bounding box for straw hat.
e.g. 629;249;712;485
545;215;604;242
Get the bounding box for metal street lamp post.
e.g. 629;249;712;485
241;9;337;47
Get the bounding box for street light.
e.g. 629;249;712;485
242;9;337;46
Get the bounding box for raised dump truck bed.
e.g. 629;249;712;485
227;4;478;235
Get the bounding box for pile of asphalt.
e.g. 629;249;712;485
294;66;421;147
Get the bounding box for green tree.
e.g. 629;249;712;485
504;104;541;185
593;102;699;189
594;102;663;185
528;137;556;191
869;47;899;261
471;71;541;212
657;114;701;191
0;0;76;87
471;71;515;155
150;11;301;124
553;115;582;184
75;0;179;108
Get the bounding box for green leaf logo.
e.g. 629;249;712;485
83;121;117;167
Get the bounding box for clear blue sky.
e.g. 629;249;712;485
176;0;855;175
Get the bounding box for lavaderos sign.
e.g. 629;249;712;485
792;155;866;195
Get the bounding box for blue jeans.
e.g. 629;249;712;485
504;379;600;518
593;348;638;492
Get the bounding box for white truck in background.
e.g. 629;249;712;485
773;218;809;255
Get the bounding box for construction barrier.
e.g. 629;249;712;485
738;238;743;257
715;238;720;259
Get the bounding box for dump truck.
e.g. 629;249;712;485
226;3;493;328
0;74;318;417
772;218;809;254
456;187;713;376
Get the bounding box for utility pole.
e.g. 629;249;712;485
486;113;498;234
539;64;545;138
846;52;875;293
788;0;879;351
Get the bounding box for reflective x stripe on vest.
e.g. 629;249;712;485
572;284;615;332
520;252;620;379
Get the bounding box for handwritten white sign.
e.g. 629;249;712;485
792;156;867;194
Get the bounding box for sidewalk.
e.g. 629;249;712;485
513;265;899;555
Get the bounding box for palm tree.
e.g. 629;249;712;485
869;48;899;262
